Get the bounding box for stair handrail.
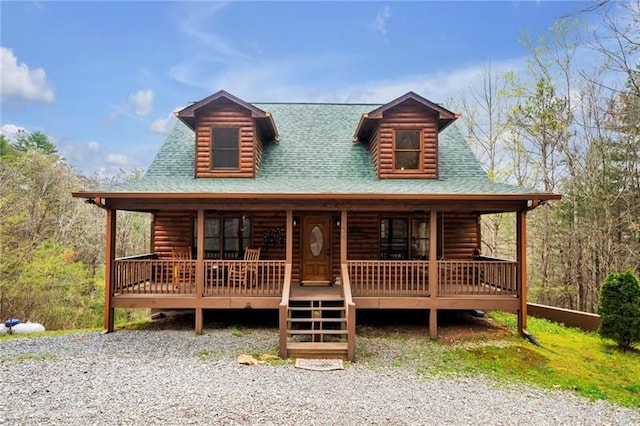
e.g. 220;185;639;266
278;263;293;359
341;263;356;362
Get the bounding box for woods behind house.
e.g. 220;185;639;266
1;2;638;328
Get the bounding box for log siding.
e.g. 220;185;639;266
152;210;480;276
194;100;256;178
377;100;438;179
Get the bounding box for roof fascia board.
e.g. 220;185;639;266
368;91;457;120
177;90;268;119
72;191;562;202
354;91;459;140
175;90;278;139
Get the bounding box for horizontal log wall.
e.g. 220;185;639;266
255;125;266;175
195;99;255;178
251;212;286;260
346;213;379;260
370;127;380;176
152;211;480;276
378;99;438;179
441;212;479;259
153;211;195;259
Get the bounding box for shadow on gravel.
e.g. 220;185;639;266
123;309;280;331
124;308;510;342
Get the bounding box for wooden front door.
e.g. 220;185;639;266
301;216;332;283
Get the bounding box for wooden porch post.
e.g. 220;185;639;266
517;209;528;334
104;208;116;333
428;210;438;339
286;210;293;264
195;209;205;335
340;210;348;265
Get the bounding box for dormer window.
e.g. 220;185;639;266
354;92;459;179
174;90;278;178
394;129;421;171
211;127;240;169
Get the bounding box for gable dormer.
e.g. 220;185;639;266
354;92;458;179
175;90;278;178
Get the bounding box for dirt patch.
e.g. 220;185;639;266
355;309;512;343
437;312;512;344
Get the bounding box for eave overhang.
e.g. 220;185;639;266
354;91;459;141
73;190;561;203
175;90;279;141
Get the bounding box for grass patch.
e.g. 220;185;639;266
444;312;640;408
0;352;59;362
229;326;245;337
0;327;101;341
196;349;217;361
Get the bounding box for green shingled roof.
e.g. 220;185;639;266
93;103;542;196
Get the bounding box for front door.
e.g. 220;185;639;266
301;216;332;283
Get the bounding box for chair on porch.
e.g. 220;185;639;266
227;247;261;288
172;246;193;289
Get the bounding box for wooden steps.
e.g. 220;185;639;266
285;293;349;359
287;342;348;359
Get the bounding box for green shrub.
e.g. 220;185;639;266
598;270;640;351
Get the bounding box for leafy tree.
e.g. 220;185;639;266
456;65;515;259
0;134;18;158
598;270;640;351
11;130;58;155
2;239;103;329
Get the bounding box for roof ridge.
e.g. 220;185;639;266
252;101;382;106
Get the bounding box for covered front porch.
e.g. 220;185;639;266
102;204;530;361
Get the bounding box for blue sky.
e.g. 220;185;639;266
1;1;595;177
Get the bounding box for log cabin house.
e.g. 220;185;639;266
73;90;560;361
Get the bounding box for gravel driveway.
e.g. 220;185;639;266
1;328;639;425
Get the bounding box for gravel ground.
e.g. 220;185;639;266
1;328;639;425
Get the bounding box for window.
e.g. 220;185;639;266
394;130;421;171
211;127;239;169
193;215;251;259
411;218;429;259
380;217;429;260
381;218;408;259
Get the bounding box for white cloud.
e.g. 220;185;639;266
0;46;54;104
167;2;525;108
103;110;118;125
369;6;391;38
129;89;154;117
317;57;527;106
106;153;131;166
87;141;101;152
58;139;143;178
0;123;26;140
150;112;177;134
170;52;527;109
176;3;251;63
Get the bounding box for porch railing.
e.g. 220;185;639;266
437;259;517;296
347;260;430;297
347;258;518;297
114;257;197;295
113;257;285;296
204;260;286;296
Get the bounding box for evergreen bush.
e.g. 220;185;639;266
598;270;640;351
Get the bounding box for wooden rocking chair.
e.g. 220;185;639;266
172;246;193;289
227;248;260;288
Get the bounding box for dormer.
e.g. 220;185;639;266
354;92;458;179
175;90;278;178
